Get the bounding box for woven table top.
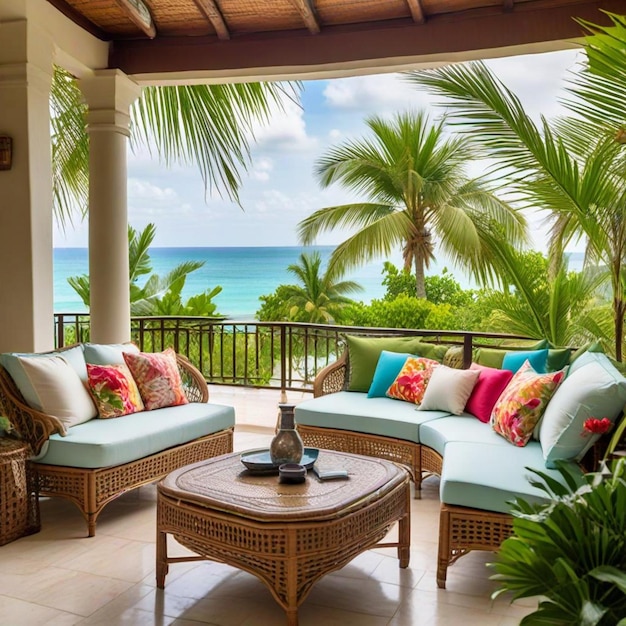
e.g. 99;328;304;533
158;450;408;521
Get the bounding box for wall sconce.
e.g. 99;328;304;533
0;136;13;170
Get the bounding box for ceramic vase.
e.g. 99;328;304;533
270;404;304;465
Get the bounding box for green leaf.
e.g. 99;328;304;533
589;566;626;594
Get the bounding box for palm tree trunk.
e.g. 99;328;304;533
415;257;426;299
614;298;625;362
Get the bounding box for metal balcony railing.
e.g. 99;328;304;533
53;313;535;395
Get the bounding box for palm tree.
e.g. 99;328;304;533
68;223;221;316
282;252;362;324
477;246;605;347
297;111;528;299
408;14;626;358
51;67;296;226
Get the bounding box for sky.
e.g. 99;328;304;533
53;47;585;252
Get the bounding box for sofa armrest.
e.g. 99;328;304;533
176;354;209;403
0;366;65;456
313;351;348;397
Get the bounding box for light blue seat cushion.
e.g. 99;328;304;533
0;345;88;407
419;415;511;456
440;441;582;514
35;402;235;469
295;391;450;443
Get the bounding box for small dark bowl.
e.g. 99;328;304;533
278;463;307;484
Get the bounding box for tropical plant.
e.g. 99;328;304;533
51;66;296;225
491;459;626;625
297;110;528;298
476;247;605;346
68;223;222;316
381;261;475;307
280;251;362;324
408;14;626;358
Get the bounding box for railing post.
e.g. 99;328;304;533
463;334;473;369
280;324;287;403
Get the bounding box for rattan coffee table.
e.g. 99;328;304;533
156;449;411;626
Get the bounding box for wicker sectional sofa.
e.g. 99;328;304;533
295;337;626;588
0;343;235;537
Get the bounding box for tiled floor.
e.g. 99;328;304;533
0;387;535;625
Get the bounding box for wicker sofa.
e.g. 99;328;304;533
0;343;235;537
295;338;626;588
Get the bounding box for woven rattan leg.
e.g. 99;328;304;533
398;487;411;568
156;527;168;588
437;504;451;588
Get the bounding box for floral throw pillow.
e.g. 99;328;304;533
491;360;565;447
86;363;144;419
123;348;188;410
386;357;440;404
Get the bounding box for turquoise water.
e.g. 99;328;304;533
54;247;585;319
54;246;409;318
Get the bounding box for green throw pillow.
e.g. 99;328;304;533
475;347;506;369
344;335;447;392
547;348;572;372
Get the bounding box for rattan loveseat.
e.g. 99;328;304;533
0;343;235;537
295;340;626;588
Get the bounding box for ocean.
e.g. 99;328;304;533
54;246;413;319
54;247;584;319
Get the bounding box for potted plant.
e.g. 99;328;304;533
490;423;626;625
0;415;17;438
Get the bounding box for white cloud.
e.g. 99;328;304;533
252;97;318;152
128;179;179;202
324;73;434;115
251;157;274;181
328;129;342;140
485;49;583;122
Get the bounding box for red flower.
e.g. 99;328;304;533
583;418;613;435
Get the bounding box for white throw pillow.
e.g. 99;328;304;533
539;352;626;467
418;365;480;415
18;355;97;435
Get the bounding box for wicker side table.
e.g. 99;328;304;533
0;438;39;545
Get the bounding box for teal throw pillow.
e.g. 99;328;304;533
367;351;413;398
502;348;548;374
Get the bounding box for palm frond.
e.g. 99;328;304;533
565;13;626;130
132;82;295;203
50;66;89;227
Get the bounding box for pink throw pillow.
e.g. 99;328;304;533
86;363;144;418
491;361;565;447
465;363;514;423
123;348;189;410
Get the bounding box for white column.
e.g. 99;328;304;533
79;71;141;344
0;19;55;352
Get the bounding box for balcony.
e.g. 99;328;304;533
0;383;534;624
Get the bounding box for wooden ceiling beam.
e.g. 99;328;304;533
110;0;624;78
113;0;156;38
288;0;321;34
192;0;231;40
503;0;514;12
406;0;425;24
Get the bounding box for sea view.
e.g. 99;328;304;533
54;246;584;319
54;246;410;318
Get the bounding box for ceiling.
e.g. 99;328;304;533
45;0;621;80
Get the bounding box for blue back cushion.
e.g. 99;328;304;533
367;351;412;398
502;348;548;374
